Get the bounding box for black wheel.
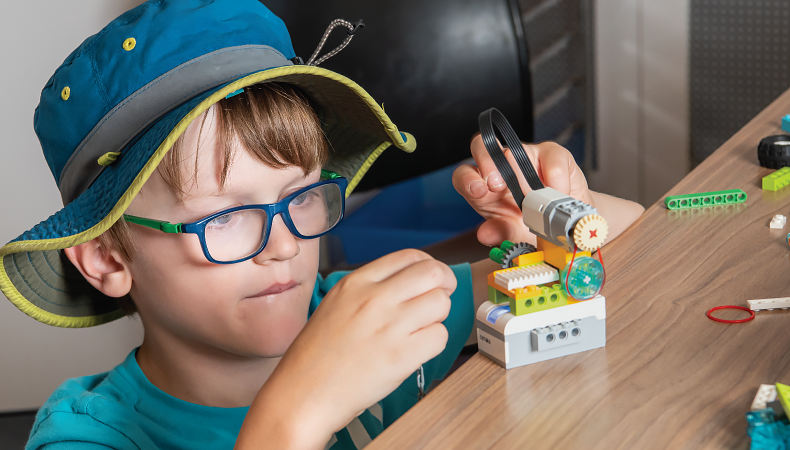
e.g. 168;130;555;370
758;135;790;169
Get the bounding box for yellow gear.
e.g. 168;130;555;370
573;214;608;251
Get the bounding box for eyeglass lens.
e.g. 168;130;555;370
203;183;343;262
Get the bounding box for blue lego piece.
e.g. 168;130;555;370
746;408;790;450
783;115;790;134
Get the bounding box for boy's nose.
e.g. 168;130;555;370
253;214;300;263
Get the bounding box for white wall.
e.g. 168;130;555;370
590;0;690;207
0;0;146;413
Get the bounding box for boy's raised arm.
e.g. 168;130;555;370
236;249;457;449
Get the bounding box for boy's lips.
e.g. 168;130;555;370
246;280;298;298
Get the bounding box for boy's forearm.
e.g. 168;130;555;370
589;190;645;244
236;374;331;450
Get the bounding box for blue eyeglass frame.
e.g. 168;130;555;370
123;171;347;264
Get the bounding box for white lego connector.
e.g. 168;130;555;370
493;263;559;291
770;214;786;229
748;297;790;311
752;384;778;411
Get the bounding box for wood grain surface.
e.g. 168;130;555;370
368;89;790;450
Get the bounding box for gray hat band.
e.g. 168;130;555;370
58;45;292;205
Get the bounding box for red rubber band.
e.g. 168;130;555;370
706;305;755;323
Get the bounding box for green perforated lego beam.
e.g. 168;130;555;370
664;189;747;210
488;286;510;305
510;284;568;316
763;167;790;191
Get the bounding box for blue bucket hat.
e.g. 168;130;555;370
0;0;415;328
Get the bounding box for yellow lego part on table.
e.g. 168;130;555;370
776;383;790;417
514;251;545;266
536;237;591;270
509;284;568;316
763;167;790;191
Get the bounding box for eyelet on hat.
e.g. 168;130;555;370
61;87;70;101
123;38;136;51
97;152;122;167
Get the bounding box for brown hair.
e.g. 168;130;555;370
98;82;329;314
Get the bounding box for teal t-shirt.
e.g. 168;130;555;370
26;264;474;450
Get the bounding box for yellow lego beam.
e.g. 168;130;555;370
536;237;591;270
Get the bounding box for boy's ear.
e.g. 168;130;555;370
63;240;132;298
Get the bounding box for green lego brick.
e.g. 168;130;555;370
488;286;510;304
763;167;790;191
776;383;790;418
664;189;747;210
509;284;568;316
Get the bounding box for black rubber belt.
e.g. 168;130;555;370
478;108;544;209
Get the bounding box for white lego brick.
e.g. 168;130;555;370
752;384;778;411
476;296;606;336
770;215;787;229
748;297;790;311
493;263;559;291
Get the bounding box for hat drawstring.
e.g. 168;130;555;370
305;19;365;66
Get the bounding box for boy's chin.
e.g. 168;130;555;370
244;318;306;358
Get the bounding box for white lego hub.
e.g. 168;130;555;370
476;296;606;369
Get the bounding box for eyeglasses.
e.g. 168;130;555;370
123;170;347;264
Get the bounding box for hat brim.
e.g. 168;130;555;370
1;65;416;327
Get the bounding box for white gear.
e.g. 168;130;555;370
573;214;608;251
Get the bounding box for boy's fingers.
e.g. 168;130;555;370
531;142;573;196
405;323;449;365
380;258;457;302
470;135;507;191
477;218;531;247
394;288;452;334
471;135;534;195
452;164;487;201
354;249;435;284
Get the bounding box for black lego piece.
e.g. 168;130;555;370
758;135;790;169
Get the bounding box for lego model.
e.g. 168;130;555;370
664;189;747;210
771;215;787;229
475;108;609;369
763;167;790;191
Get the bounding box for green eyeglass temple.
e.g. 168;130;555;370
123;169;342;234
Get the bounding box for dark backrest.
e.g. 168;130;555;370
266;0;534;190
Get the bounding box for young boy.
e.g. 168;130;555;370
2;1;643;449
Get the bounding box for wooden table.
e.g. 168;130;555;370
369;89;790;449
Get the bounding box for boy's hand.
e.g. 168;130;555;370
240;249;456;449
452;135;593;247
